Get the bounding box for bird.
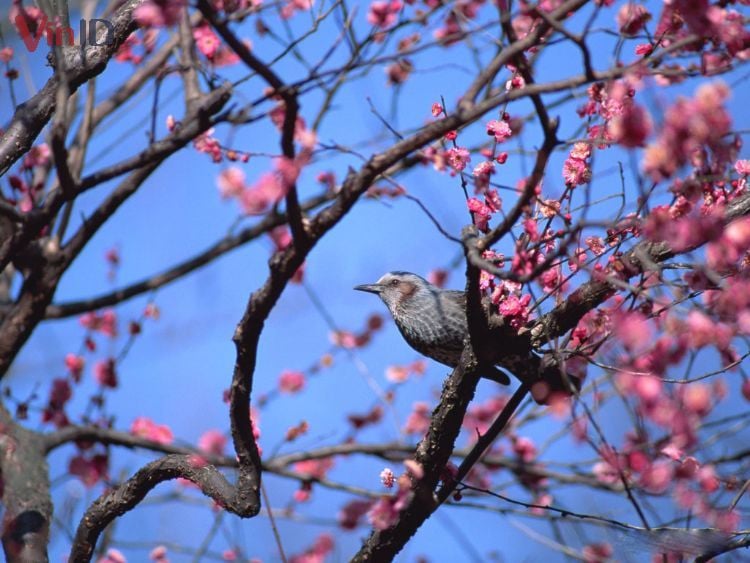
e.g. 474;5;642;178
354;271;510;385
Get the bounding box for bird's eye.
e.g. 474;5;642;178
389;279;399;287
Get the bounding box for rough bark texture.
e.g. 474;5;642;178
0;408;51;563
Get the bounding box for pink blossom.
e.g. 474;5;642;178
505;75;525;90
582;543;613;563
338;499;374;529
681;383;712;417
677;456;700;480
562;155;591;187
134;0;185;27
467;197;492;232
288;533;334;563
512;436;537;462
70;453;109;487
644;207;723;253
735;159;750;176
614;311;652;353
279;370;306;393
634;376;662;405
404;402;431;435
380;467;395;488
94;359;118;388
685;310;718;349
616;3;651;35
367;487;411;531
464;395;509;435
707;7;750;56
497;293;531;329
539;266;565;293
584;236;605;256
712;509;741;534
593;460;620;484
367;1;402;28
539;199;560;218
281;0;314;19
193;128;223;162
23;144;50;169
0;47;13;63
427;269;448;287
144;303;161;319
294;457;334;479
572;417;588;442
198;429;227;455
385;365;408;383
368;497;398;530
130;417;174;445
217;167;247;199
48;378;72;410
742;380;750;402
472;160;495;178
330;330;358;348
269;226;292;251
643;81;733;182
193;24;220;59
697;465;719;493
240;172;287;215
609;103;652;147
65;353;85;381
570;141;592;160
149;546;168;561
385;59;413;85
431;102;443;117
445;147;471;172
639;461;672;494
275;156;301;189
79;310;118;337
99;548;127;563
316;171;336;191
635;43;653;56
486;119;512;143
403;459;424;479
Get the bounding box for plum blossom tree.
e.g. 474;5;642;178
0;0;749;561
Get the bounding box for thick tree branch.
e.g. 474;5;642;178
69;454;243;561
0;0;143;178
0;405;52;562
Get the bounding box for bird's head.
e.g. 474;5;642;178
354;271;432;313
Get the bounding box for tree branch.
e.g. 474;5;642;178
0;0;143;178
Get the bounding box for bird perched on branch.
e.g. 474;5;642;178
354;271;510;385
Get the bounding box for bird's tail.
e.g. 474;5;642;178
482;366;511;385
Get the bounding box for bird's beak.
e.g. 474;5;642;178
354;283;382;294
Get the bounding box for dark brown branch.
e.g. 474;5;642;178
0;406;52;562
0;0;142;178
69;454;245;561
178;7;202;112
436;382;530;504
